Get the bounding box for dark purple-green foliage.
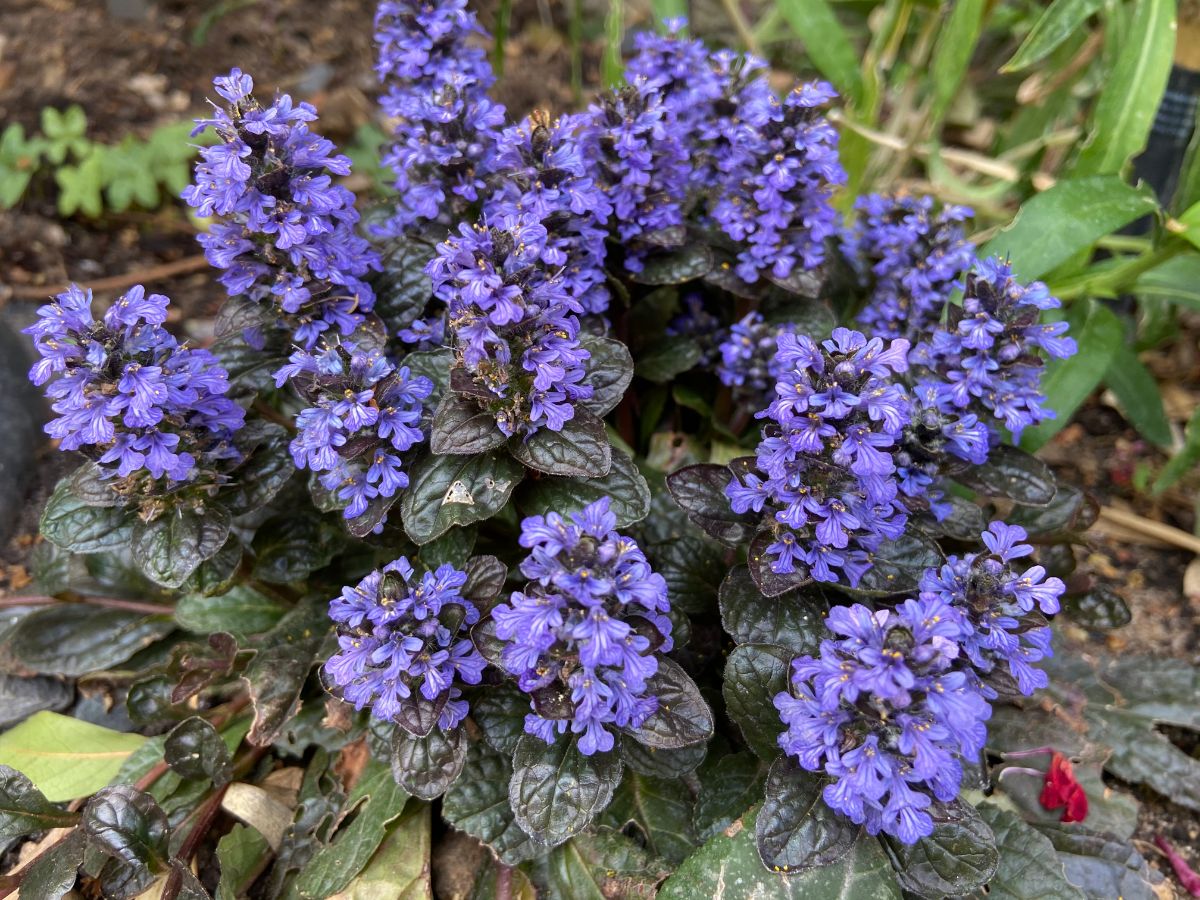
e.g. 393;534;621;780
0;4;1185;900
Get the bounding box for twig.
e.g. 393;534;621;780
1097;507;1200;556
3;255;211;302
0;594;172;616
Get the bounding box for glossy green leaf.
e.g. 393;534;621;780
216;824;270;900
844;531;944;598
1003;0;1104;72
1072;0;1175;176
430;393;506;455
0;604;172;677
625;657;714;750
646;534;726;616
241;600;330;746
0;765;78;838
390;726;467;801
19;827;85;900
630;244;713;285
251;512;339;584
296;760;410;898
659;809;900;899
132;504;232;589
1023;299;1124;451
880;799;998;896
518;447;650;529
636;335;703;383
972;804;1085;900
40;476;133;555
82;786;170;877
961;443;1058;505
621;740;707;780
537;829;668;899
509;734;623;846
509;409;612;477
163;717;233;786
694;752;765;841
603;770;697;864
719;566;826;656
443;740;538;864
982;177;1157;281
580;334;633;417
1105;341;1173;444
400;449;524;544
1037;824;1161;900
723;644;792;760
756;757;858;873
175;585;288;636
667;463;757;546
332;802;432;900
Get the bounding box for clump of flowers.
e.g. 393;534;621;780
711;81;845;283
716;312;795;409
484;110;612;315
276;342;431;522
325;557;485;731
374;0;505;235
183;69;379;347
427;216;592;436
845;194;977;341
775;599;992;843
726;327;911;585
25;284;244;490
920;521;1065;697
490;497;672;756
667;294;723;367
911;257;1077;439
579;78;691;273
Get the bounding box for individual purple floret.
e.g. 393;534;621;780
326;557;485;731
374;0;505;235
275;342;431;523
579;77;691;273
845;194;977;341
484;110;612;315
920;521;1064;697
726;327;912;586
711;81;845;283
910;257;1077;440
183;68;379;348
25;284;244;487
775;598;991;844
427;215;593;436
490;497;672;756
716;312;795;409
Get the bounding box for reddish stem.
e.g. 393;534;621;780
0;594;171;617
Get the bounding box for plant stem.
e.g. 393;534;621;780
1053;241;1185;301
719;0;758;54
0;593;171;616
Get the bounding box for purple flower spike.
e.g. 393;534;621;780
491;497;672;756
775;598;991;844
183;69;379;347
326;557;485;731
727;327;912;586
24;284;244;488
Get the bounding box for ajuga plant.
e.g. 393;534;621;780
6;7;1161;900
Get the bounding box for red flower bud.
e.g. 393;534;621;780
1039;751;1088;823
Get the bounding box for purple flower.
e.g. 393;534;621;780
24;284;244;491
374;0;505;235
490;498;671;756
845;194;977;341
726;327;912;586
910;257;1077;439
184;69;379;347
279;341;431;527
326;557;484;730
427;215;593;437
716;312;796;409
775;598;991;844
919;521;1064;697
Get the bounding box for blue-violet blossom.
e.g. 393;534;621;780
326;557;485;730
25;284;244;486
491;497;672;756
726;327;911;586
183;69;379;348
775;599;991;843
